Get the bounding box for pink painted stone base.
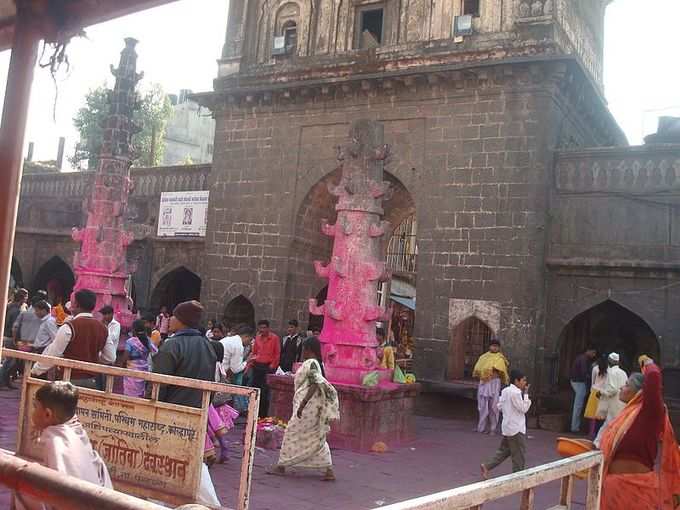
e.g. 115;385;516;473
268;374;420;451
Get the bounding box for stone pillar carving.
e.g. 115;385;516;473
71;38;141;329
308;120;393;384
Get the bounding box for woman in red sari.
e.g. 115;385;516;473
599;356;680;509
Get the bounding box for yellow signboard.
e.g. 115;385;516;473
19;380;206;504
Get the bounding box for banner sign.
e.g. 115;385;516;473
157;191;209;237
20;380;205;503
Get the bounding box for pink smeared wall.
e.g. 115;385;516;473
71;38;141;329
309;120;393;384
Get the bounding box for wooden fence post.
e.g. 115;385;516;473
585;462;603;510
520;488;535;510
559;475;573;508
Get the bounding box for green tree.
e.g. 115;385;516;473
70;83;174;169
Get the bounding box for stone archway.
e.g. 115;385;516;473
557;300;660;388
448;316;495;380
10;257;23;289
224;295;255;329
32;256;75;305
149;266;201;312
307;286;327;333
286;167;416;329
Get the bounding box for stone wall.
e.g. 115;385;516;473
203;58;622;386
545;145;680;390
13;164;210;310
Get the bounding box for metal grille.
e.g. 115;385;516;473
463;317;493;378
386;215;417;274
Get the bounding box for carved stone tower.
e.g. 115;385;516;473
198;0;625;394
72;38;141;328
309;120;393;383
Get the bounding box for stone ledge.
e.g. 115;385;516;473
268;374;420;451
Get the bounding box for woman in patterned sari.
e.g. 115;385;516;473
267;336;339;481
599;356;680;510
122;320;157;397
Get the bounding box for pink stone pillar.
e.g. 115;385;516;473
309;121;392;384
71;39;142;329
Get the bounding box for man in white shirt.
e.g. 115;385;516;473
481;369;532;478
32;301;58;354
593;352;629;448
99;306;120;363
220;325;255;412
220;325;254;380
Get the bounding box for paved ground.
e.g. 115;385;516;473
0;387;587;509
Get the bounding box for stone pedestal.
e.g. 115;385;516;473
268;374;420;451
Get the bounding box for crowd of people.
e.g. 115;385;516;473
0;289;341;506
3;287;679;508
472;340;680;508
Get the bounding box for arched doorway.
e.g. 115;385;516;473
224;295;255;329
307;286;327;333
448;316;494;380
150;267;201;312
557;300;659;387
288;167;417;341
10;257;23;289
32;256;75;305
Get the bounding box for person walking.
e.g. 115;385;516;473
481;369;532;479
121;320;157;397
267;337;339;481
569;347;597;433
472;338;510;435
31;289;111;389
247;319;281;417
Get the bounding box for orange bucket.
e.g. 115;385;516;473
556;437;595;479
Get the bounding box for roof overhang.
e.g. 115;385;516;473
0;0;179;51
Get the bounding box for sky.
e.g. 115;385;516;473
0;0;678;169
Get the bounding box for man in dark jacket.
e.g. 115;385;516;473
153;300;221;408
279;319;302;373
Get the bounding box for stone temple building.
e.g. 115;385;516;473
12;0;680;407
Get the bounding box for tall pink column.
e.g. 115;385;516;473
71;38;142;328
309;120;392;384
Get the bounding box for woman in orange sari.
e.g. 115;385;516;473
599;356;680;509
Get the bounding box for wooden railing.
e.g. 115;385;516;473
371;451;603;510
0;349;260;510
0;449;172;510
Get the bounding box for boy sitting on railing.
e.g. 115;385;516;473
15;381;112;510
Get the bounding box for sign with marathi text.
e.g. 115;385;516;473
19;380;207;504
157;191;209;237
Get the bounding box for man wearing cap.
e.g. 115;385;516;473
472;338;510;435
153;300;222;408
592;352;629;446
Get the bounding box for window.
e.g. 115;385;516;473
358;7;384;49
283;20;297;53
462;0;480;16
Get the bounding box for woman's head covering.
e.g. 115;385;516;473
628;372;644;392
173;300;204;329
